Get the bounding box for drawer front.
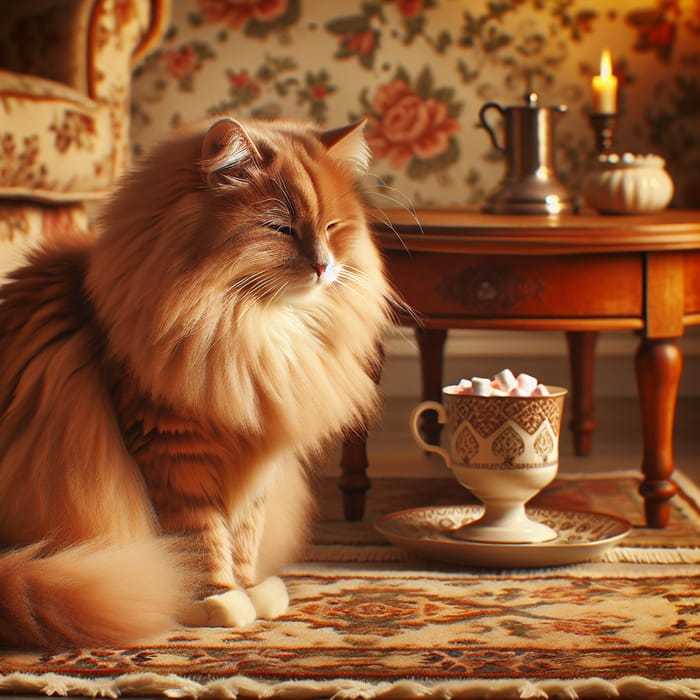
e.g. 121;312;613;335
685;251;700;317
384;251;644;319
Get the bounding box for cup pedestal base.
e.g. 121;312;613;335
451;503;558;544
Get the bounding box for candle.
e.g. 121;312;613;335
592;49;618;113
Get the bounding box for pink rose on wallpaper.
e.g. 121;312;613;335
396;0;426;19
198;0;288;30
646;21;675;48
626;8;678;61
161;42;216;91
228;69;258;93
341;30;376;59
366;76;460;171
163;45;200;80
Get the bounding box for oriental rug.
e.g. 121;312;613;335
1;471;700;699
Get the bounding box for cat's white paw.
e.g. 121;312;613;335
247;576;289;619
181;589;256;628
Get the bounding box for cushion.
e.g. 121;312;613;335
0;69;114;203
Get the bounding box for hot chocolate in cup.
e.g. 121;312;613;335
410;384;567;543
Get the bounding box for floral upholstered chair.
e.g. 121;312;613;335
0;0;170;278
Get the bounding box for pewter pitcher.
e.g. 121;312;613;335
479;92;573;215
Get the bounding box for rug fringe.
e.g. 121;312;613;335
304;545;410;562
601;546;700;564
1;671;699;699
674;471;700;513
305;544;700;566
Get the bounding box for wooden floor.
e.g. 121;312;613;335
322;396;700;487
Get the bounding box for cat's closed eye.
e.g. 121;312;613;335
266;223;297;238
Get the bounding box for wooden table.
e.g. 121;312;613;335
339;208;700;528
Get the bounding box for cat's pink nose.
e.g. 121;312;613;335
312;262;327;278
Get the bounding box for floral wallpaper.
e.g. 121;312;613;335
130;0;700;208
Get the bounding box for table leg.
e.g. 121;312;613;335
634;338;681;528
565;331;598;456
339;431;370;521
338;344;385;521
415;327;448;445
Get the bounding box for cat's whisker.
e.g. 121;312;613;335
334;268;373;295
339;264;420;328
340;269;412;318
238;280;275;313
337;263;385;290
365;175;418;220
329;185;365;210
255;196;290;225
331;273;419;349
274;178;296;214
332;279;386;315
390;289;421;326
264;282;290;309
223;279;258;306
222;275;276;327
366;182;421;255
368;210;411;256
384;323;419;352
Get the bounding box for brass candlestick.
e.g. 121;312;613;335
589;112;618;154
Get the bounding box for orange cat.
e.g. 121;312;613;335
0;118;394;649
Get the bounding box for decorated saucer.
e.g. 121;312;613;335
375;505;631;568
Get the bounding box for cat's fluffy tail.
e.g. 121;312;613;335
0;538;190;650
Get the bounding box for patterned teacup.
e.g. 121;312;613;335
410;385;567;543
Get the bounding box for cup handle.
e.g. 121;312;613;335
409;401;452;470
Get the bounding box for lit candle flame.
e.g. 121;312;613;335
600;48;612;79
592;48;618;113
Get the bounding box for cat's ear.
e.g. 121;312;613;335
318;120;371;174
200;118;261;185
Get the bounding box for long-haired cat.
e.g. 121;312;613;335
0;117;393;649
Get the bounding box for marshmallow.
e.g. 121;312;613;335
493;368;518;393
471;377;492;396
457;378;473;394
515;373;538;395
451;370;548;397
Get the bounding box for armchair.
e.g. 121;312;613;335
0;0;170;277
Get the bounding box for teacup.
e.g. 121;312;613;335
410;385;567;543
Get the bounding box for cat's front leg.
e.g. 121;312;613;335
211;493;290;623
246;576;289;620
174;512;258;628
178;524;256;628
180;576;289;628
178;499;289;628
181;588;258;628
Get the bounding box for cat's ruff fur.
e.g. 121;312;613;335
0;118;393;650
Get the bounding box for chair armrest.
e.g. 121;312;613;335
0;0;95;90
0;0;170;197
0;0;170;100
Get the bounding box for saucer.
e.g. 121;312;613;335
375;506;631;568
